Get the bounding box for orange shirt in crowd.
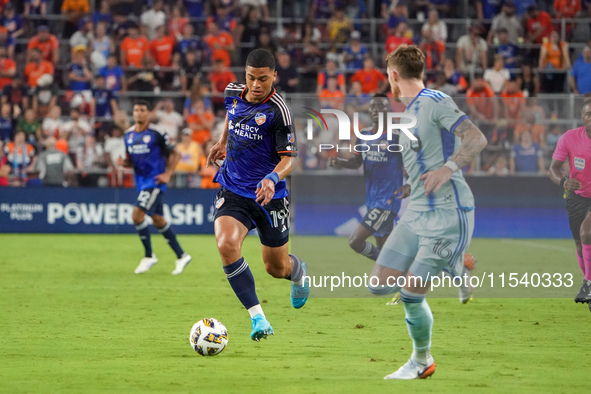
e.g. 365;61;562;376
27;34;60;63
187;112;214;144
317;72;346;89
351;68;387;94
168;17;189;39
56;138;69;154
466;83;496;120
198;155;218;189
0;57;16;90
121;36;149;67
526;11;553;43
501;90;526;121
514;123;545;145
385;35;413;54
554;0;581;18
204;32;234;67
421;40;446;70
318;89;345;110
24;60;54;87
61;0;90;13
150;35;175;67
210;71;236;94
5;141;35;165
541;40;567;69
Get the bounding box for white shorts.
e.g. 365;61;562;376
376;208;475;279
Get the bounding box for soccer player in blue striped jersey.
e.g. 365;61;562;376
330;94;404;260
118;100;192;275
207;49;309;341
379;46;487;380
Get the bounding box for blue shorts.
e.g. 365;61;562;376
361;208;396;237
133;188;164;216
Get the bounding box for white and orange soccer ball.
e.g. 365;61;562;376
189;318;229;356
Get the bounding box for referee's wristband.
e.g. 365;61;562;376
257;172;280;188
560;177;567;188
443;160;460;173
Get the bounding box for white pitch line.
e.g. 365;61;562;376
499;239;572;253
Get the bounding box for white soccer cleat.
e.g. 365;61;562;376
458;253;477;304
384;355;436;380
172;253;192;275
134;254;158;274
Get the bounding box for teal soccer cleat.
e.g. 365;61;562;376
250;314;274;341
291;261;309;309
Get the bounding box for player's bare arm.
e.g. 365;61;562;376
420;119;487;195
155;148;181;185
117;155;133;168
255;155;295;206
549;158;581;191
207;113;229;167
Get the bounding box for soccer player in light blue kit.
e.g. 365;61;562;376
378;46;487;379
330;94;404;260
119;100;192;275
207;49;309;341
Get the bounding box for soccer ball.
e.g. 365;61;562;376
189;318;229;356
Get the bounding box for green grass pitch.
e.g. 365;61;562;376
1;234;588;393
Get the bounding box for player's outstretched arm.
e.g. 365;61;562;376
420;119;487;195
207;113;229;167
549;158;580;191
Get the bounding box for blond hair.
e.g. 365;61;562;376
385;45;425;80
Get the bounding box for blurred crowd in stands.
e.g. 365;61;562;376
0;0;591;187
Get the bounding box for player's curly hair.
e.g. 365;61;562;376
385;45;425;81
246;49;275;71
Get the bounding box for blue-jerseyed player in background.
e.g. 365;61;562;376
206;49;309;341
330;93;405;261
118;100;192;275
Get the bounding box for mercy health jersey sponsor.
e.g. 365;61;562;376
0;188;215;234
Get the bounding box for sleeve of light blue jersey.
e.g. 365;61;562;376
432;98;469;134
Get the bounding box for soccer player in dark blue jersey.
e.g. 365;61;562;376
206;49;309;341
330;94;405;261
118;101;192;275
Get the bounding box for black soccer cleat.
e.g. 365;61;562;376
574;279;591;303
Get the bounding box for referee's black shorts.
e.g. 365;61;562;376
566;193;591;240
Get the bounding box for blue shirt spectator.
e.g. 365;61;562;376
0;29;15;52
91;1;114;29
0;113;13;142
571;46;591;96
387;13;406;30
344;32;369;70
478;0;501;19
496;42;519;70
183;0;205;18
69;62;91;91
514;0;536;17
510;131;543;173
25;0;47;16
1;4;24;38
98;56;125;92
